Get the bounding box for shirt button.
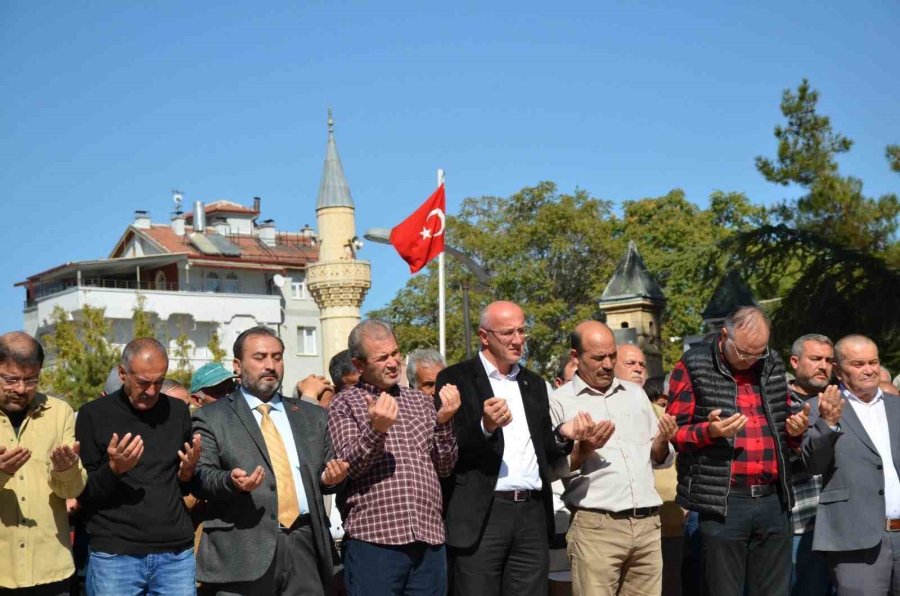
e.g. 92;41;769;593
878;465;884;470
19;544;25;549
879;490;885;496
20;496;25;502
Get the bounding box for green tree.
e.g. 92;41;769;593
207;328;228;363
132;294;156;338
167;330;194;387
887;145;900;174
40;305;121;410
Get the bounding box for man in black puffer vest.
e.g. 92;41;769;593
666;306;810;596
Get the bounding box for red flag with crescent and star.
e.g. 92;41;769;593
389;183;446;273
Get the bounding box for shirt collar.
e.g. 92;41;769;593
479;351;520;381
571;373;623;397
241;387;284;412
841;384;884;406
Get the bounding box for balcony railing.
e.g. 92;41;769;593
26;277;277;306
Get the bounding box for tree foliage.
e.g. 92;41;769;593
132;294;155;338
167;330;194;387
208;329;227;364
40;305;121;410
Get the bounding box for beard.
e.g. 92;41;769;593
242;374;282;399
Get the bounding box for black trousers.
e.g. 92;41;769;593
699;492;792;596
449;496;549;596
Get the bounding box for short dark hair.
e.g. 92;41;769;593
570;330;584;353
644;375;666;400
120;338;168;372
0;332;45;368
233;326;284;360
329;350;356;388
555;355;572;381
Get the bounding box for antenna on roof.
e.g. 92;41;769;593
172;190;184;215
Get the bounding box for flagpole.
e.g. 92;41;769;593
437;169;446;358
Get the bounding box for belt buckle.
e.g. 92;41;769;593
632;507;646;518
750;484;765;498
886;519;900;532
513;490;528;502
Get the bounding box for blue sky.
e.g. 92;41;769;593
2;1;898;336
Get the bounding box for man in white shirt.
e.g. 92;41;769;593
551;320;676;596
801;334;900;595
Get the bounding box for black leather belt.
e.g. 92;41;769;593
279;513;312;531
494;489;540;502
574;506;660;519
730;483;777;498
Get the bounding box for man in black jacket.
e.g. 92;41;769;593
435;300;579;596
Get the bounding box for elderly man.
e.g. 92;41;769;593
787;334;834;596
435;301;582;596
190;362;238;408
328;320;460;595
76;338;201;595
802;335;900;595
614;343;649;387
192;326;347;595
0;332;85;596
407;348;446;397
666;306;810;596
551;321;675;595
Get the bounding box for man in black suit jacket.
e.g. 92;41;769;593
436;300;578;596
192;327;349;595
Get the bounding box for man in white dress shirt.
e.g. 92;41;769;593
551;320;676;596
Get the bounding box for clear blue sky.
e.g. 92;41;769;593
2;1;898;336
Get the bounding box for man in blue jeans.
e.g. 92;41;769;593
76;338;201;595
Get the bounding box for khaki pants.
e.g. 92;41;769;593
567;509;662;596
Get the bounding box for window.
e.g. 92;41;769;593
154;270;166;290
296;326;317;355
223;273;239;293
291;274;308;300
205;272;220;292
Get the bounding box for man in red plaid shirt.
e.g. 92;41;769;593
666;306;810;596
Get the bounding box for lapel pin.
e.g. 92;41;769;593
291;405;299;412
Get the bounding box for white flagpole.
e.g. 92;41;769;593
437;169;446;358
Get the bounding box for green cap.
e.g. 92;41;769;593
191;363;237;394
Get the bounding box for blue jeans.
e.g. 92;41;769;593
791;532;832;596
343;539;446;596
86;548;195;596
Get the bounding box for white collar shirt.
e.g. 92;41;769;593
550;374;673;511
843;386;900;518
479;351;541;491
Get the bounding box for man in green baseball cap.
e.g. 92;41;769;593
190;363;237;408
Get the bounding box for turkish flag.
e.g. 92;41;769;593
389;184;446;273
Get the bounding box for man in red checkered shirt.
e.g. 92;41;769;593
666;306;810;596
327;319;460;596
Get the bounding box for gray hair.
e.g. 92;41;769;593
407;349;446;388
833;334;877;366
161;378;186;394
348;319;395;361
121;338;168;372
791;334;833;358
724;306;771;336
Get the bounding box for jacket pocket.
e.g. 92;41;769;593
818;488;850;504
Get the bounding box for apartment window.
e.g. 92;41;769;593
205;272;220;292
291;274;308;300
223;273;239;293
296;326;317;356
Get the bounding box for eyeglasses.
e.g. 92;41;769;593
0;375;40;389
484;327;529;343
728;339;770;361
621;360;647;369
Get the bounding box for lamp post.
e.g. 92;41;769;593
364;227;491;358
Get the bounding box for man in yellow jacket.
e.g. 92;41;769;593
0;331;86;595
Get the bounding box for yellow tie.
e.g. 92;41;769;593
256;403;300;528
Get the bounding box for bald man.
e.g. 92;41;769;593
802;335;900;595
614;343;648;387
436;301;582;596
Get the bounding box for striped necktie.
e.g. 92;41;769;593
256;403;300;527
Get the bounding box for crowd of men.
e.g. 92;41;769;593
1;301;899;596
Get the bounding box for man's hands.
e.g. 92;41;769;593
0;445;31;475
364;392;398;433
107;432;144;475
558;412;595;442
231;466;265;492
435;384;461;425
786;403;811;437
321;459;350;487
818;385;844;427
651;413;677;463
707;409;748;439
581;419;616;451
298;375;334;402
177;434;202;482
50;442;80;473
482;397;511;434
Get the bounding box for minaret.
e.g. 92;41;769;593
306;110;372;365
597;241;667;378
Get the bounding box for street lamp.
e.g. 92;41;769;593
364;227;491;358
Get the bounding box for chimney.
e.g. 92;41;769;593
171;213;185;236
253;196;261;213
133;210;151;229
193;201;206;233
258;219;277;247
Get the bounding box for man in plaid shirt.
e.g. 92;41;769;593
328;320;460;595
787;334;834;596
666;306;810;596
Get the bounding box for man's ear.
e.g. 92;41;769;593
232;359;242;378
789;355;799;370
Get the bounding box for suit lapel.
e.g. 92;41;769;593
473;355;506;451
839;397;879;456
518;374;543;446
228;390;272;469
284;398;312;470
885;397;900;478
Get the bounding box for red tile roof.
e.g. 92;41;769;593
183;200;259;221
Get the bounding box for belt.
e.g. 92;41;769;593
279;513;312;531
887;519;900;532
730;483;777;498
494;489;540;502
574;506;660;519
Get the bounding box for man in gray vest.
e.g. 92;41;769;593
666;306;810;596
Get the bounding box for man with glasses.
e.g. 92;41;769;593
666;306;810;596
0;332;86;596
435;300;583;596
76;338;202;595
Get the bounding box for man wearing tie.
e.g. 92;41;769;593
192;326;349;595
